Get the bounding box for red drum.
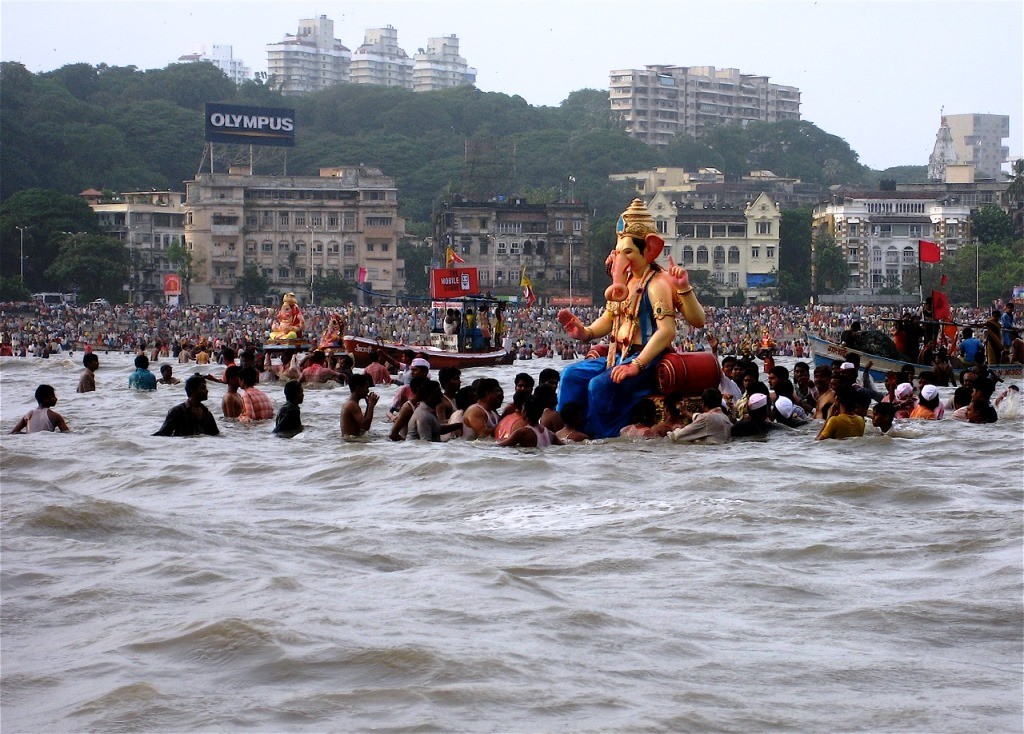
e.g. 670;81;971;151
655;352;722;397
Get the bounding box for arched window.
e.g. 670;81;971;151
902;247;914;264
536;240;546;256
728;246;740;264
713;245;725;264
872;247;882;263
696;246;709;264
885;247;898;264
682;246;694;264
523;239;533;255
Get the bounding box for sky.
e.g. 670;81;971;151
2;0;1021;172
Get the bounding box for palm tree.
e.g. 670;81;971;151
1005;158;1024;237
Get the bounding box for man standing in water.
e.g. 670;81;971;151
77;353;99;393
153;375;219;436
341;373;379;437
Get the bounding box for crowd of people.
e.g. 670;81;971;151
9;317;1020;443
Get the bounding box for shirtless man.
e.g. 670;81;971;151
341;373;380;437
11;384;70;433
221;365;244;419
462;378;503;439
436;366;461;441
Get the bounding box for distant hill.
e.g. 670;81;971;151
1;60;915;224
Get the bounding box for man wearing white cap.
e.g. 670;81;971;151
909;384;943;420
389;357;431;418
730;391;777;438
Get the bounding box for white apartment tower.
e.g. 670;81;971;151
939;114;1011;180
177;45;252;84
349;26;414;88
266;16;350;95
609;65;801;146
413;35;477;92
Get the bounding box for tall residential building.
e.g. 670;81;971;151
86;191;187;304
812;189;971;295
433;198;592;305
184;167;405;306
939;114;1011;180
266;15;350;95
609;65;801;146
177;44;251;84
349;26;414;88
413;35;477;92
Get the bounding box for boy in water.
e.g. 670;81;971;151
11;384;70;433
153;375;219;437
273;380;304;437
341;373;379;437
77;353;99;393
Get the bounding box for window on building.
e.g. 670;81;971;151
366;242;375;252
328;242;339;253
262;211;274;226
751;246;760;259
696;224;711;238
696;246;708;264
262;242;273;252
902;247;915;263
279;242;290;252
886;247;898;264
381;243;390;253
343;212;357;230
572;219;582;232
872;247;882;263
328;213;339;228
479;218;488;229
728;224;746;237
311;214;323;228
713;245;725;264
262;268;273;278
729;272;739;286
555;219;565;232
497;242;507;256
314;242;323;253
683;246;694;264
848;247;859;260
279;212;289;227
767;246;775;259
756;221;771;235
344;242;355;256
480;240;489;255
510;242;521;255
246;213;258;227
279;268;289;278
909;224;921;237
849;223;859;236
496;270;505;283
656;219;667;234
295;268;306;279
245;241;256;253
295;212;306;227
343;268;356;279
728;246;740;264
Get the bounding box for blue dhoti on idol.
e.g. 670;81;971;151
557;354;660;438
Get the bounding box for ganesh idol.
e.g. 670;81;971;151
269;292;305;340
556;199;705;438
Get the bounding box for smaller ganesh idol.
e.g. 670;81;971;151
318;312;345;350
269;292;305;340
556;198;705;438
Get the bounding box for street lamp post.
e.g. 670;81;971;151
568;236;573;306
15;225;28;281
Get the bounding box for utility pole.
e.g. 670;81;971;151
15;225;28;281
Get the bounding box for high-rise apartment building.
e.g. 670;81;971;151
413;35;477;92
184;167;404;306
609;65;801;146
937;114;1010;180
812;189;970;295
266;15;350;95
177;44;251;84
349;26;414;88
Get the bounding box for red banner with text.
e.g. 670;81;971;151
430;268;479;299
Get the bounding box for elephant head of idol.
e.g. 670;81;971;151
604;199;665;303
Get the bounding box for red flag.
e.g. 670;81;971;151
357;267;367;283
940;274;948;287
918;240;941;263
931;290;951;322
445;246;465;267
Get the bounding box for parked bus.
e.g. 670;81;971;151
32;293;77;306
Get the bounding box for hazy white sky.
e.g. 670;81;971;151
2;0;1021;171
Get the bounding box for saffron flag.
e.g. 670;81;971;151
918;240;941;263
520;267;536;308
931;290;951;322
445;246;465;267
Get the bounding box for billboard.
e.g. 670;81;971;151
430;268;479;299
163;273;181;296
205;103;296;147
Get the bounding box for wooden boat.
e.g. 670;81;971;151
343;334;516;369
808;334;1023;382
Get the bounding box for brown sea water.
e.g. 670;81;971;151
1;352;1022;732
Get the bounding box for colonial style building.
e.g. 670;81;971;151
609;65;801;147
812;189;971;294
85;190;187;304
433;198;592;304
266;15;351;94
184;167;405;306
643;191;781;304
610;167;823;210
